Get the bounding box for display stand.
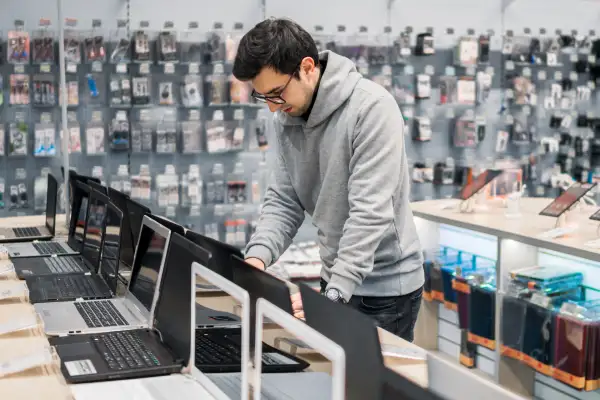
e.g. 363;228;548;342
412;197;600;400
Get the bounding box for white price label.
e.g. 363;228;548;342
116;63;127;74
465;66;476;76
404;65;415;75
188;63;199;74
554;71;563;81
485;66;495;75
66;63;77;73
382;65;392;75
122;181;132;193
140;63;150;74
40;64;51;73
505;89;514;99
444;66;456;76
589;55;597;64
15;65;25;74
505;61;515;70
570;54;578;63
537;70;547;81
569;72;578;81
164;62;175;74
522;67;531;78
92;61;103;72
424;65;435;75
64;359;97;377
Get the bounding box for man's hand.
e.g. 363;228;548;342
244;257;265;270
291;292;304;320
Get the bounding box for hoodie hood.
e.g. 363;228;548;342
277;51;362;128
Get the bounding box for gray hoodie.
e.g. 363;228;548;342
246;51;424;300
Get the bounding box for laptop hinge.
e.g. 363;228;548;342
75;297;84;302
153;328;184;365
84;272;91;276
50;254;58;258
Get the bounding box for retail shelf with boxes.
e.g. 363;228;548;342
412;195;600;400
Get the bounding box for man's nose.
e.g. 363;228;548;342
267;102;280;112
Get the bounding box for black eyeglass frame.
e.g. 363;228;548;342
251;62;303;105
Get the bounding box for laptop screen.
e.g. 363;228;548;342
125;198;151;254
128;222;169;312
88;180;107;195
107;188;135;267
45;174;57;234
185;231;242;281
99;202;123;294
69;181;91;251
154;233;210;365
81;190;108;271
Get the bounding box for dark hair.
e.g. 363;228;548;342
233;18;319;81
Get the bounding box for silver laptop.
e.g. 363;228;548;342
0;173;57;243
34;216;172;336
3;179;92;258
427;352;526;400
192;262;339;400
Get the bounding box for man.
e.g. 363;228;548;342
233;18;424;341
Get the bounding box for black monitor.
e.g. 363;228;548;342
45;173;58;235
107;188;135;267
125;198;151;251
540;182;596;218
81;189;110;272
98;201;123;294
128;218;170;313
382;366;443;400
459;169;503;201
154;233;210;367
300;283;384;400
185;230;242;281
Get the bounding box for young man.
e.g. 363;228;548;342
233;18;424;341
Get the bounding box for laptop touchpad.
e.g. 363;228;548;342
57;342;96;357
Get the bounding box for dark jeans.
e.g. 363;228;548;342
320;279;423;342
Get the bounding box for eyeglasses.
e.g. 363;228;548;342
251;63;301;105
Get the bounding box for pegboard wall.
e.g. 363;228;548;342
0;0;598;246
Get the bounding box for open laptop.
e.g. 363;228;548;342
23;190;118;303
184;230;241;291
3;179;90;258
192;262;313;400
253;297;345;400
35;215;171;336
300;283;386;400
0;173;57;243
120;198;152;281
49;236;196;384
427;352;526;400
193;257;308;374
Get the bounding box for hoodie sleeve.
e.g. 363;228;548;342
244;152;305;267
326;93;404;301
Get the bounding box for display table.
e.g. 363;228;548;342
410;197;600;400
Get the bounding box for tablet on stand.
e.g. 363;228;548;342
538;182;596;239
457;169;504;213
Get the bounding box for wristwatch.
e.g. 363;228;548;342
325;288;346;304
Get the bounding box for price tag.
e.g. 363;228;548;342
554;71;563;81
485;66;495;75
530;293;551;308
522;67;531;78
92;61;102;72
0;347;54;378
66;63;77;73
589;55;597;64
189;110;200;121
537;70;547;81
164;62;175;74
424;65;435;75
403;65;414;75
15;65;25;74
505;60;515;71
122;181;132;193
0;314;38;335
166;206;176;217
505;89;514;99
188;63;199;74
140;63;150;74
444;66;456;76
40;64;51;73
190;205;201;217
569;72;578;81
570;54;578;63
116;63;127;74
382;65;392;76
465;66;476;76
214;204;225;216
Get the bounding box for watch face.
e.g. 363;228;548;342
326;289;341;302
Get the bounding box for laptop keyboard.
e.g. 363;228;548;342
75;301;128;328
91;332;160;370
13;227;42;238
195;333;241;365
44;257;85;274
34;242;67;255
53;275;103;298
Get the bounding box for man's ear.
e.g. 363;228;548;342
301;56;316;74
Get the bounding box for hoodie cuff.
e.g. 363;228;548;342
326;262;359;302
244;245;273;268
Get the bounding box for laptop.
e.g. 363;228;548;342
35;215;172;336
193;257;308;374
121;198;152;281
300;283;386;400
3;180;90;258
49;238;196;384
0;173;57;243
253;297;345;400
23;191;118;303
184;230;241;291
427;352;526;400
191;262;313;400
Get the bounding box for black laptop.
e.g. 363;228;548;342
49;232;198;384
121;198;152;280
24;190;119;303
